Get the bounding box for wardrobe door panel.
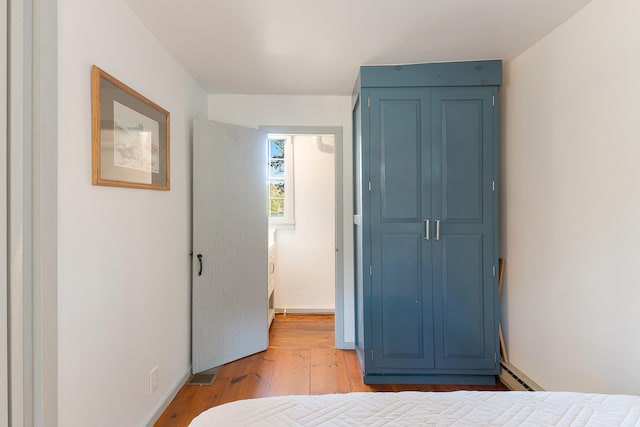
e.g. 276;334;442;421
369;88;434;371
432;87;496;370
380;235;421;357
378;97;422;222
370;234;433;369
441;99;484;223
439;235;486;360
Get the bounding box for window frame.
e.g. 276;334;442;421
268;134;295;227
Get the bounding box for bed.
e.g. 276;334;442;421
188;390;640;426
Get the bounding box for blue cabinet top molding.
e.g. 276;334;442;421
352;60;502;100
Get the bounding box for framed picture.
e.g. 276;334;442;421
91;65;170;190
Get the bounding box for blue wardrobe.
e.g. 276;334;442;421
353;60;502;384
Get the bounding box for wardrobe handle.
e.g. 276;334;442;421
435;219;441;241
424;219;430;240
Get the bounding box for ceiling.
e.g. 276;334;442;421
124;0;592;95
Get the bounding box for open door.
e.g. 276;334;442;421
192;118;268;374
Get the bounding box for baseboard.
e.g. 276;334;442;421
275;308;335;315
144;365;192;427
336;341;356;350
500;361;543;391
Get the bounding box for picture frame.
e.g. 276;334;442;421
91;65;170;190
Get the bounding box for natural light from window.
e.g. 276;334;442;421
267;134;294;226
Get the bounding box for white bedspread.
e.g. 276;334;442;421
189;391;640;426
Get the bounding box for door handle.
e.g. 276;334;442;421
424;219;430;240
197;254;203;276
435;219;441;241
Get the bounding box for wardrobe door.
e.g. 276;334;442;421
431;87;497;370
368;88;434;371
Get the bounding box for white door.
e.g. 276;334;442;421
192;118;268;374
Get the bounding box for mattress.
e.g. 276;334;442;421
189;390;640;426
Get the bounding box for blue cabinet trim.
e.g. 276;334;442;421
363;374;497;385
359;60;502;89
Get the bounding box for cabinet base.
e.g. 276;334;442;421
363;374;497;385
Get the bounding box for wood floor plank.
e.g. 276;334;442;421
220;348;278;402
269;327;334;349
309;348;351;394
268;348;311;396
341;348;381;392
154;385;208;427
155;314;508;427
271;314;334;330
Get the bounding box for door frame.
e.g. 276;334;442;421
1;2;8;422
260;126;347;348
5;0;59;425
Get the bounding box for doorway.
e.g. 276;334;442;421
262;126;345;346
267;133;335;313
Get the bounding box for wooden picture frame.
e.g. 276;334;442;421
91;65;170;190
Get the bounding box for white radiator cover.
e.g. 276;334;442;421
500;361;543;391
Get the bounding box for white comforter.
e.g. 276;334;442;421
189;391;640;426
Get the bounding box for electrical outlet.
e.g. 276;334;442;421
149;366;158;395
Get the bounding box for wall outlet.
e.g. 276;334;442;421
149;366;158;395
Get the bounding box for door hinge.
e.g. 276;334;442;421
371;350;374;360
369;265;372;276
493;265;496;276
492;180;495;191
368;96;371;107
368;181;371;192
494;352;497;363
492;95;495;107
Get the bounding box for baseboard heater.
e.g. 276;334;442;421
500;361;543;391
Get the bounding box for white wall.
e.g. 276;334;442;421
500;0;640;394
274;135;335;311
208;94;355;342
58;0;207;426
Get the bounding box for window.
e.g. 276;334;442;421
268;135;294;226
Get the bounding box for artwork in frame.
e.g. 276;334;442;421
91;65;170;190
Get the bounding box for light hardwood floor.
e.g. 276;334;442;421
155;314;507;426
